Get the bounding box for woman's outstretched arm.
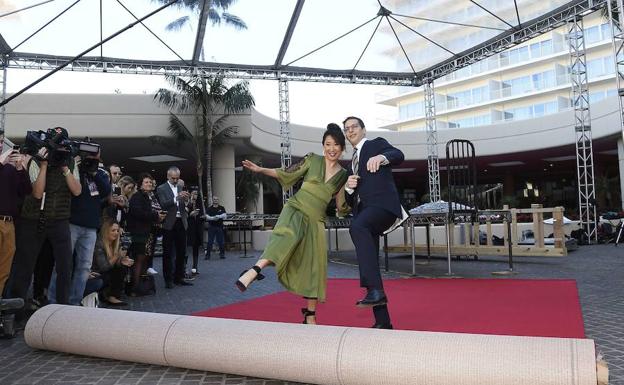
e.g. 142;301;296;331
242;159;278;179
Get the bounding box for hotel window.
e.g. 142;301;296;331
585;25;600;44
587;56;614;78
399;102;424;120
589;92;606;103
600;23;611;40
531;70;556;90
504;101;558;121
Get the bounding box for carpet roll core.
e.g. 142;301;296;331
26;305;598;385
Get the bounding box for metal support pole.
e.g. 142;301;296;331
568;15;597;243
445;222;452;275
410;220;416;276
424;79;441;202
608;0;624;210
0;57;6;132
278;78;293;204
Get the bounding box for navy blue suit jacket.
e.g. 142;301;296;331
346;137;404;218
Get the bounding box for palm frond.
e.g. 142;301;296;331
213;126;238;146
221;13;247;30
167;113;195;144
223;81;255;113
165;16;191;32
208;8;222;26
151;0;201;12
212;0;237;11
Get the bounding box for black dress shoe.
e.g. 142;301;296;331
371;323;393;329
165;282;175;289
356;289;387;307
174;280;194;286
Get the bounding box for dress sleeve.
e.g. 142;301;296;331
334;174;351;218
275;153;313;190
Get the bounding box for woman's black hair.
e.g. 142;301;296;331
137;172;153;189
322;123;346;150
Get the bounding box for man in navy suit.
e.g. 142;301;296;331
343;116;404;330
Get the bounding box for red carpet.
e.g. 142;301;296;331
194;278;585;338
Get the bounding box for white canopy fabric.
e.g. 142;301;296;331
0;0;579;74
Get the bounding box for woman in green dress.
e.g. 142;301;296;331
236;124;349;325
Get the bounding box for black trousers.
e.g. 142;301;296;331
32;238;55;300
162;219;187;283
7;218;73;319
187;219;204;269
103;265;126;298
349;206;396;325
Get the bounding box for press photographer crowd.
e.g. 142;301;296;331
0;127;226;337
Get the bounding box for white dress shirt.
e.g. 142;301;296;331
168;182;181;217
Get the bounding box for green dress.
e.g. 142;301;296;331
263;153;348;302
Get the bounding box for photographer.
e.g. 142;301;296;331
48;147;110;305
0;131;32;308
6;127;81;321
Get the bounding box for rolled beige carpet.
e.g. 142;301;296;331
26;305;598;385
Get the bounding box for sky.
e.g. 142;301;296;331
0;0;400;129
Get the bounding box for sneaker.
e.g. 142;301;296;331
147;268;158;275
184;273;196;281
80;292;99;308
191;268;199;276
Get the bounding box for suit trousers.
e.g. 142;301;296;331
349;206;396;290
349;206;396;326
162;218;187;283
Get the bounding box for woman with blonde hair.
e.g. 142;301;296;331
90;219;134;305
106;175;136;226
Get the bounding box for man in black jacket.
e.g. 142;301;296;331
343;116;404;330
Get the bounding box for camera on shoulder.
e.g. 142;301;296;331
22;127;100;169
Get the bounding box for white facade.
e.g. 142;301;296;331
377;7;617;133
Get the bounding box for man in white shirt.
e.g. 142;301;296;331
156;166;192;288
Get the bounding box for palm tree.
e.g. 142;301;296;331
152;74;254;203
151;0;246;33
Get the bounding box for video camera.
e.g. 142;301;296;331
22;128;100;169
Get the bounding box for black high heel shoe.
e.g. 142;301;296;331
301;308;316;324
235;265;265;292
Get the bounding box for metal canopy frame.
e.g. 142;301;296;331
568;15;597;243
0;0;613;216
0;0;606;89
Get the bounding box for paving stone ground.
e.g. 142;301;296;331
0;244;622;384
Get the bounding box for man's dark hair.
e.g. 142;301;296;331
342;116;365;129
